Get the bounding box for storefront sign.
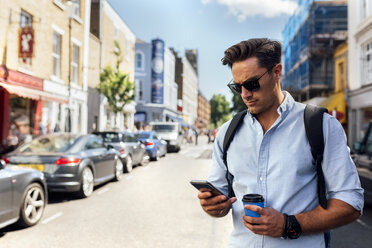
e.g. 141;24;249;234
18;27;34;58
151;39;164;104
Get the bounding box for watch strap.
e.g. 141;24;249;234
282;213;288;239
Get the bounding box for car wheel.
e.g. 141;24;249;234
18;183;46;227
140;152;150;166
78;167;94;198
124;155;133;173
113;159;123;181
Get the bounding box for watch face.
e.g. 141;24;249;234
287;215;302;239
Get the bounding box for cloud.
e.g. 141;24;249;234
201;0;213;5
204;0;298;21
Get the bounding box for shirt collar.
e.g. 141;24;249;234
246;91;295;124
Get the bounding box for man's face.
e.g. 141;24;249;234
231;57;281;115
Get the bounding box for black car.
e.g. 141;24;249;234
93;131;149;173
0;159;47;229
4;133;123;198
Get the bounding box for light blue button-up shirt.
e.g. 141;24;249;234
208;92;364;248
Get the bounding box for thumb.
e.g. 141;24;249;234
229;197;237;204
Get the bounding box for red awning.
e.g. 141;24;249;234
0;81;68;104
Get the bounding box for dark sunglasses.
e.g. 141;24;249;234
227;68;272;94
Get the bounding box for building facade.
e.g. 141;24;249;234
88;0;136;132
0;0;90;154
134;38;178;129
282;0;347;102
197;91;210;129
347;0;372;146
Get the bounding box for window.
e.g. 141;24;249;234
361;0;372;22
85;137;105;150
126;40;131;61
363;41;372;85
135;79;143;101
20;10;32;28
73;0;81;17
52;31;62;77
114;27;119;41
70;44;80;83
135;52;143;70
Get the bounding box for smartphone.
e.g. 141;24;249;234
190;180;229;198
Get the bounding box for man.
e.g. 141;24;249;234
197;38;364;247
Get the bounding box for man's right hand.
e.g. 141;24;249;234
198;189;237;217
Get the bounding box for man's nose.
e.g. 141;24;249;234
241;86;253;98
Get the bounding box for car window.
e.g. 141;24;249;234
123;133;136;142
137;133;150;139
86;137;105;150
96;133;121;143
152;124;177;132
18;135;78;153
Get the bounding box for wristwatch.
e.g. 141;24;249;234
282;214;302;239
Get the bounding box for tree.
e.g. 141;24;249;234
210;94;231;128
230;93;247;114
97;41;135;114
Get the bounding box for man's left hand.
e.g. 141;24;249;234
242;205;285;237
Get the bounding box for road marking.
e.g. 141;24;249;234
126;175;133;180
97;187;110;195
357;219;372;229
42;212;63;224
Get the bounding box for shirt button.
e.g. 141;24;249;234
260;176;263;181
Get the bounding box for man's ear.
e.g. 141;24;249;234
273;64;282;80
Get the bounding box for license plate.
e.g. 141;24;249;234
18;164;45;172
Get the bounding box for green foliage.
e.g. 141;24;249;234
230;93;247;114
97;41;135;114
210;94;231;128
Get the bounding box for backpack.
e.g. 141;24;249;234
222;104;329;209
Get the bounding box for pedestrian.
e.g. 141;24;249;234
197;38;363;247
194;128;199;145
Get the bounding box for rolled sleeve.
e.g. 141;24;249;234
322;114;364;212
208;121;231;196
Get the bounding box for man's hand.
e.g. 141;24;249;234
198;189;237;217
242;205;284;237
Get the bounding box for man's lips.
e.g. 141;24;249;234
246;99;257;106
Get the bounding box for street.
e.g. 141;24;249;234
1;136;372;248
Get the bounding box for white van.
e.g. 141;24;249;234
150;122;182;152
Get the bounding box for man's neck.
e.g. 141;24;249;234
256;91;285;134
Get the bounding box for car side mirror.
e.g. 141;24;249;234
353;142;361;153
107;144;114;150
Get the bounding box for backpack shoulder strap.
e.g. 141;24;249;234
222;110;247;197
304;104;328;209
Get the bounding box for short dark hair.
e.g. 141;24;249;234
221;38;282;70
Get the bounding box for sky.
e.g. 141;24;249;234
107;0;298;101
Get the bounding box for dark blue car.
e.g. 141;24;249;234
137;131;167;161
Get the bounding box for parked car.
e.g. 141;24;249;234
0;159;47;229
93;131;149;173
3;133;123;198
352;121;372;204
137;131;167;161
150;122;182;152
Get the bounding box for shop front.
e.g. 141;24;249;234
0;66;67;155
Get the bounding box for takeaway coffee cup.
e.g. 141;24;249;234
242;194;264;217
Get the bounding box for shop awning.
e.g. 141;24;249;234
0;81;68;104
319;92;346;124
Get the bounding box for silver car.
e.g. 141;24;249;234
0;159;47;229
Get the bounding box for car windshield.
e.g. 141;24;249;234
18;135;79;153
96;133;121;143
137;133;150;139
152;125;177;132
